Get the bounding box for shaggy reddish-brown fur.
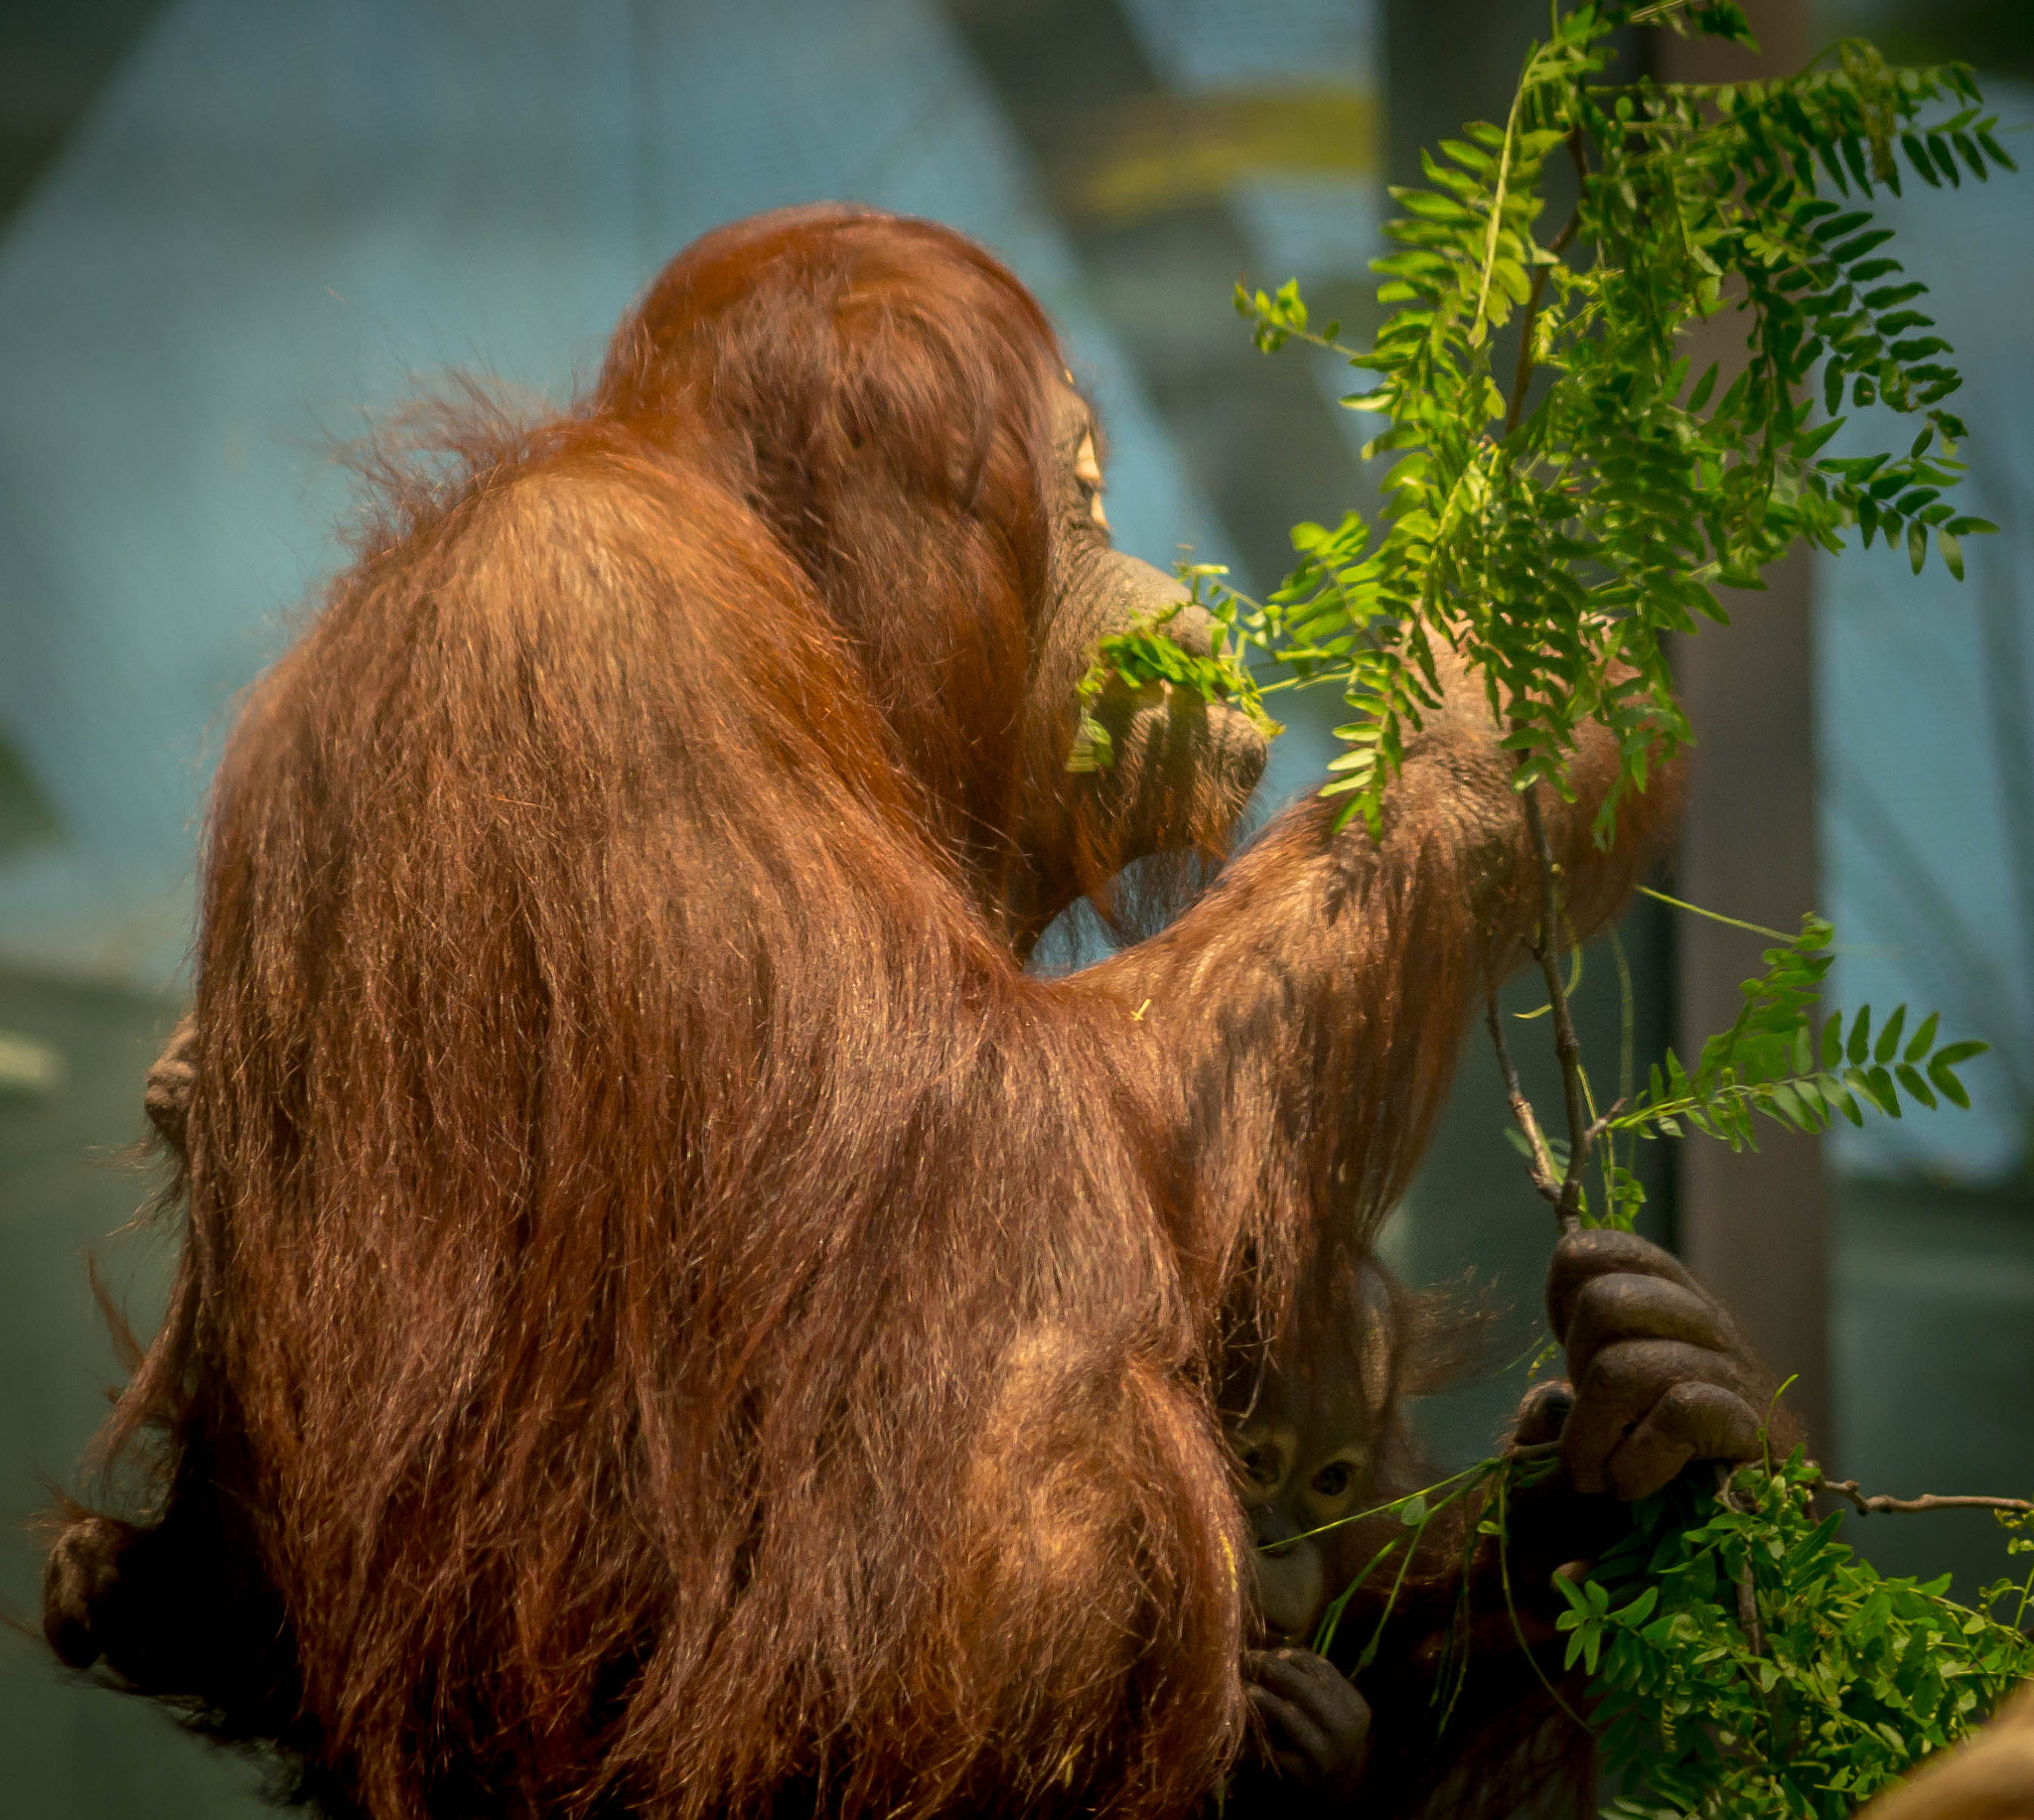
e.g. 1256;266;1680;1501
44;206;1676;1818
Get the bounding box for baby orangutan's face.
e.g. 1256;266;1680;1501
1229;1374;1377;1644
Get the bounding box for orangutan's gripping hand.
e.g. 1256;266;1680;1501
1529;1227;1793;1501
1241;1646;1373;1803
143;1014;197;1161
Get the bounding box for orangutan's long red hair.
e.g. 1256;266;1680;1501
47;210;1247;1818
44;207;1682;1820
602;207;1066;915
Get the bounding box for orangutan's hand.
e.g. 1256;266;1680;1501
1243;1646;1373;1798
1531;1227;1795;1500
1854;1685;2034;1820
143;1014;197;1159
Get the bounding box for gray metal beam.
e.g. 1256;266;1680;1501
1658;0;1831;1456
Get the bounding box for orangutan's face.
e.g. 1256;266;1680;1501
1004;383;1269;949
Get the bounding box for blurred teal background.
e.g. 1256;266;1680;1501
1;1;2029;1812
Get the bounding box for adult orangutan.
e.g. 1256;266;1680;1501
46;206;1786;1818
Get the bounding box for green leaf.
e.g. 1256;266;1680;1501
1768;1080;1812;1130
1928;1055;1972;1109
1820;1072;1864;1126
1896;1062;1938;1110
1848;1007;1872;1066
1617;1586;1660;1626
1904;1010;1940;1062
1866;1063;1902;1116
1875;1005;1906;1064
1831;229;1898;265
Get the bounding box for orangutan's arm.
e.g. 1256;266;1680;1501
1077;661;1680;1273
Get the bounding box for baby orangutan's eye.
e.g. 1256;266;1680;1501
1240;1444;1285;1490
1311;1462;1353;1499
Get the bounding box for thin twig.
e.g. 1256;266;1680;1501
1520;785;1594;1228
1504;262;1556;437
1817;1478;2034;1518
1583;1098;1626;1147
1488;995;1561;1205
1252;320;1372;363
1734;1571;1767;1655
1484;136;1596;1229
1470;75;1529;349
1714;1465;1770;1659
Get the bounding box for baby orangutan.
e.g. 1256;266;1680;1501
1225;1228;1798;1818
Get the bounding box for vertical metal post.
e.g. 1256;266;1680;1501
1657;1;1831;1455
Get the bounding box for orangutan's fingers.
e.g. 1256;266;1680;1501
1246;1647;1334;1709
1246;1683;1337;1784
1546;1227;1700;1338
1563;1272;1732;1386
1563;1339;1742;1495
1512;1378;1575;1447
1245;1647;1372;1793
1604;1380;1765;1500
1255;1648;1369;1729
143;1014;198;1157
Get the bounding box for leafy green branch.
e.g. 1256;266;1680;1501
1081;1;2013;848
1582;912;1985;1221
1075;0;2009;1237
1492;900;1987;1229
1248;5;2009;836
1571;1453;2034;1820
